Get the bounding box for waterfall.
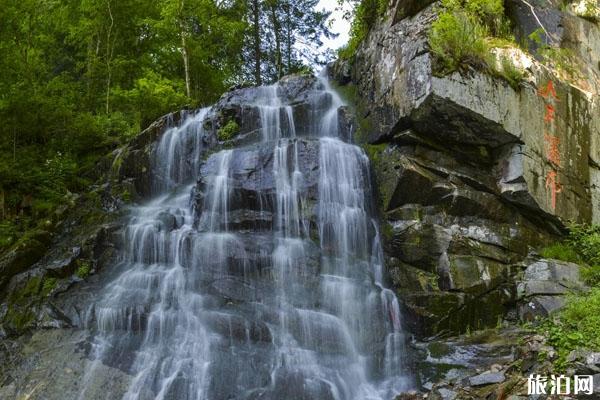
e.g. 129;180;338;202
78;73;412;400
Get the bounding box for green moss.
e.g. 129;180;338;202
381;222;394;241
8;276;42;304
362;143;386;163
427;341;453;358
217;120;240;141
4;308;36;331
4;275;43;332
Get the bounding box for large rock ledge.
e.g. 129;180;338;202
331;0;599;337
332;2;599;225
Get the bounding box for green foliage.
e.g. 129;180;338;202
429;11;491;74
581;265;600;287
496;55;526;89
541;223;600;285
0;0;250;245
441;0;504;33
539;289;600;370
42;277;58;295
566;223;600;265
338;0;387;60
539;46;581;80
528;28;581;80
76;260;92;279
428;0;518;76
541;243;581;264
217;120;240;141
538;224;600;370
0;221;17;250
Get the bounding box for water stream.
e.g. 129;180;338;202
79;75;411;400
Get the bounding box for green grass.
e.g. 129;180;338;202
537;223;600;370
540;243;581;264
539;289;600;370
496;55;526;89
428;0;521;79
429;10;491;74
540;223;600;285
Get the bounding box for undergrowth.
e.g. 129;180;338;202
537;224;600;370
428;0;526;88
338;0;387;60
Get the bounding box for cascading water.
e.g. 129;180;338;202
79;73;412;400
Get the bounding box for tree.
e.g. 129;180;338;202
244;0;334;84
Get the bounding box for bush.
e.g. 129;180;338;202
75;260;91;279
428;0;518;75
217;120;240;141
537;224;600;370
566;223;600;265
539;288;600;370
443;0;505;32
338;0;387;60
540;223;600;285
429;11;491;74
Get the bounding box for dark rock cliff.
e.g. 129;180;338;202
331;0;599;340
331;0;599;396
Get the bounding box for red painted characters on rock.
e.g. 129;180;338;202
539;80;561;211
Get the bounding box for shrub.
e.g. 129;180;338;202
566;223;600;265
338;0;387;60
443;0;505;34
217;120;240;141
429;11;491;74
75;260;91;279
537;224;600;370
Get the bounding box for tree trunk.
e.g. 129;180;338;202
105;0;114;114
270;4;282;80
180;0;192;98
285;1;291;72
252;0;262;85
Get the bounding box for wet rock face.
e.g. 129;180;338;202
113;74;343;199
194;139;321;231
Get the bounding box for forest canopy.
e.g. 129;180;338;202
0;0;334;248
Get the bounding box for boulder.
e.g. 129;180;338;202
468;371;506;386
517;258;586;320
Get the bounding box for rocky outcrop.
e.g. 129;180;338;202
331;0;599;339
517;258;587;320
